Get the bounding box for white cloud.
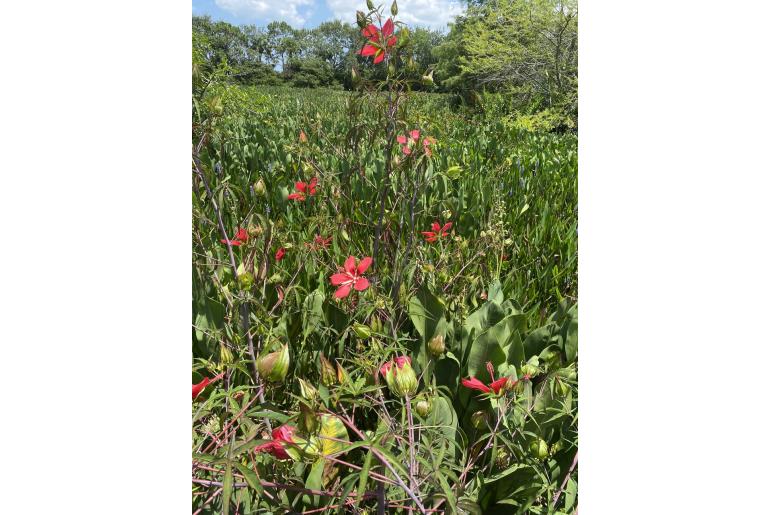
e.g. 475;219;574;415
215;0;315;26
326;0;465;31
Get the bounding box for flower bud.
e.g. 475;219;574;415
550;440;563;456
414;396;431;417
351;66;360;84
471;410;488;429
388;62;396;76
366;0;375;10
427;334;445;357
219;344;234;366
369;315;383;334
254;178;266;197
521;357;540;378
257;344;290;383
381;356;418;398
336;361;350;384
421;70;434;86
298;378;318;402
390;0;398;16
320;354;337;386
356;10;367;29
555;377;570;397
237;271;255;290
494;448;511;470
353;323;372;339
530;438;549;461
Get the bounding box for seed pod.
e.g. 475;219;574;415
320;354;337;386
298;378;318;402
471;410;488;429
353;323;372;339
427;334;445;357
257;344;290;383
390;0;398;16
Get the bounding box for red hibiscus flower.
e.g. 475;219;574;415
306;234;332;250
221;227;249;246
275;247;286;261
461;362;512;395
422;221;453;243
397;130;426;155
287;177;318;201
255;424;297;460
330;256;372;299
423;136;436;157
360;18;397;65
192;373;223;400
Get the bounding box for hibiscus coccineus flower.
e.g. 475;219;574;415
306;234;332;251
287;177;318;201
360;18;397;65
275;247;286;261
330;256;372;299
397;129;421;155
221;227;248;246
255;425;297;460
422;221;453;243
461;362;512;396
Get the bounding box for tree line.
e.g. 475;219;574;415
193;0;577;126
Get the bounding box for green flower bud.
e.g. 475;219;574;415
320;354;337;386
382;356;418;398
366;0;375;10
555;377;571;397
414;397;431;418
390;0;398;16
521;357;540;378
427;334;445;357
471;410;488;429
298;378;318;402
549;440;563;456
254;178;266;197
257;344;290;383
237;271;255;290
351;66;360;84
353;323;372;339
219;344;234;366
356;10;367;29
530;438;549;461
388;62;396;76
421;70;434;86
494;448;511;470
369;315;383;334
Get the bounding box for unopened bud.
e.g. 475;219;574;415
494;448;511;469
471;410;488;429
254;178;266;197
421;70;434;86
414;397;431;417
353;323;372;339
382;356;418;398
257;344;290;383
320;354;337;386
366;0;375;10
390;0;398;16
219;344;234;366
369;316;383;334
237;271;255;290
530;438;549;461
521;357;539;378
388;62;396;76
298;378;318;402
356;10;367;29
427;334;445;357
351;66;360;84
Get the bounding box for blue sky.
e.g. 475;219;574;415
192;0;466;31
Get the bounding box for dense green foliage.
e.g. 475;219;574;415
193;0;577;128
193;4;577;513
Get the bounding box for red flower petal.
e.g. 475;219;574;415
490;377;510;395
354;277;369;291
235;228;249;241
395;356;411;368
397;135;407;144
295;181;307;192
330;272;351;286
335;284;352;299
272;425;297;443
461;377;491;393
410;130;420;141
356;256;373;274
192;377;211;400
275;247;286;261
360;43;378;56
255;440;291;460
287;193;305;201
362;24;379;40
344;256;357;275
373;51;385;64
230;240;243;246
380;361;393;378
402;146;411;155
431;221;441;232
387;36;397;47
382;18;394;38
